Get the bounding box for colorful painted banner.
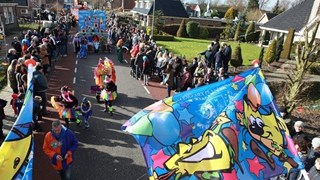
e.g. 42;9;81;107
0;65;34;179
122;68;303;180
78;10;107;34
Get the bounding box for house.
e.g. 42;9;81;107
259;0;320;44
184;3;201;17
16;0;33;19
0;1;19;32
113;0;136;10
131;0;189;26
257;12;278;25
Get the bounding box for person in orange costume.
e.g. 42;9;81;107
43;120;78;180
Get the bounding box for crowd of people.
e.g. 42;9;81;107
122;26;232;97
5;20;74;135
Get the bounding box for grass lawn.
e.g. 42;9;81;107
156;37;261;66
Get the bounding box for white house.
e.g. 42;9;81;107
260;0;320;43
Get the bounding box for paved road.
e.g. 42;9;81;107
71;51;157;179
1;46;163;179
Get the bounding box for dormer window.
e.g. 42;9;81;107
140;1;144;8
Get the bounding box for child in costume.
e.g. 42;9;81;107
80;97;92;129
51;86;81;128
79;38;88;59
10;93;24;116
100;75;117;116
10;93;19;116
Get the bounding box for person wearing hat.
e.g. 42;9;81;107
80;97;92;129
32;64;48;116
304;137;320;171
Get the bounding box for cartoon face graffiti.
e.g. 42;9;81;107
165;130;231;176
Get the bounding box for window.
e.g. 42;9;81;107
8;7;14;24
3;7;9;24
21;9;29;14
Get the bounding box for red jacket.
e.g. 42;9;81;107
130;44;139;58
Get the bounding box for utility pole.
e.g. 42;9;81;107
122;0;124;12
151;0;155;37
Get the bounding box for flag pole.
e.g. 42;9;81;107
300;169;310;180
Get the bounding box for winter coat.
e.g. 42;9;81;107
7;64;17;90
40;47;50;65
32;70;48;93
43;127;78;171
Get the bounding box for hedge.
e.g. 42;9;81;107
162;24;224;39
153;35;175;41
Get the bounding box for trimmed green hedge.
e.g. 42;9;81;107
162;24;224;39
162;24;180;36
153;35;175;41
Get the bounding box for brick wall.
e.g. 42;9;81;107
113;0;135;10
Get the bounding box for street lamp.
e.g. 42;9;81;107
151;0;155;37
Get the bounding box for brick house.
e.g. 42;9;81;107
0;1;19;32
113;0;135;10
131;0;189;27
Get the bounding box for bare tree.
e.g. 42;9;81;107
290;0;305;7
225;0;246;11
279;0;294;11
246;9;263;21
259;0;270;10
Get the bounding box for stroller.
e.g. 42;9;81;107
130;62;142;79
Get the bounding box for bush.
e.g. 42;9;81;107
199;27;209;39
186;21;200;38
224;7;237;20
264;39;277;64
275;35;284;61
146;26;158;35
162;24;180;36
176;19;188;37
153;35;175;41
230;45;243;69
162;24;223;39
245;21;255;42
234;23;241;41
